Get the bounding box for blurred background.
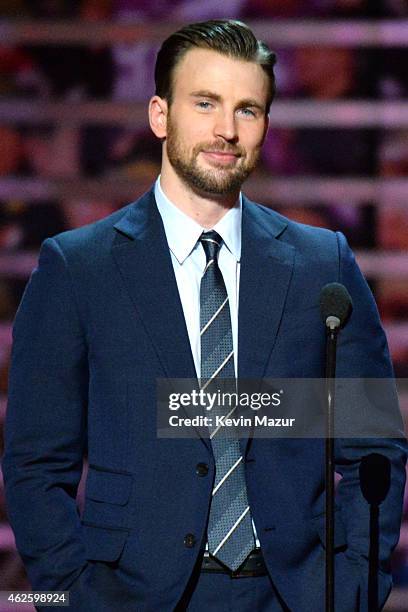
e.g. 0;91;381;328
0;1;407;610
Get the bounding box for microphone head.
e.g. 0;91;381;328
319;283;353;329
359;453;391;506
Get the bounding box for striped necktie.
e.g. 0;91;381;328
199;230;255;571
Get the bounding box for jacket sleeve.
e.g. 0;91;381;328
334;231;408;609
1;237;89;591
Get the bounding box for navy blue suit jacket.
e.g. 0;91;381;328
2;187;407;611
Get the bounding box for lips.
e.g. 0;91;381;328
201;151;240;163
203;150;239;157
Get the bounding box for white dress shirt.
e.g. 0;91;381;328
154;176;241;379
154;176;260;549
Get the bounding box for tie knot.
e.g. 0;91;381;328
199;230;222;263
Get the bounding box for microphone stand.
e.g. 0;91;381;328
368;502;380;612
325;315;340;612
359;453;391;612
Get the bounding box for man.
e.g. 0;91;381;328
2;19;407;611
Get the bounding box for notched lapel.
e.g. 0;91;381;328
111;190;197;382
112;190;211;451
238;199;295;457
238;198;295;381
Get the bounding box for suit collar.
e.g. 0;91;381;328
114;184;244;260
241;193;288;240
113;188;157;241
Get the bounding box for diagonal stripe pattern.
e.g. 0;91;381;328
199;230;255;571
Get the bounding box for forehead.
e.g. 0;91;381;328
172;47;269;103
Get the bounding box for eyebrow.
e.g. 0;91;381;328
189;90;265;112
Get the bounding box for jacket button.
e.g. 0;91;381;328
184;533;196;548
196;463;209;476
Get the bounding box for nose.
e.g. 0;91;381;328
214;110;238;142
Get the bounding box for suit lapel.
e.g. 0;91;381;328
111;189;197;382
111;189;211;451
238;197;295;455
238;197;295;379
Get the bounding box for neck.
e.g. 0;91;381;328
159;166;239;230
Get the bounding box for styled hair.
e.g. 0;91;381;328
154;19;277;114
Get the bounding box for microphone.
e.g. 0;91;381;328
359;453;391;611
320;283;353;331
360;453;391;506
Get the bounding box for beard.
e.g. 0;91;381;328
165;114;261;195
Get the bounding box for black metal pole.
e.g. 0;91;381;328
368;503;379;612
325;327;338;612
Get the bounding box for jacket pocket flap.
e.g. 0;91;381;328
85;468;132;506
82;523;129;562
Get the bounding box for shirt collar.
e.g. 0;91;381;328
154;176;242;265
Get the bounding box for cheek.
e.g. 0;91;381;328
175;123;206;148
192;124;213;142
244;130;265;155
190;131;215;155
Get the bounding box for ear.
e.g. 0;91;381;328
149;95;168;139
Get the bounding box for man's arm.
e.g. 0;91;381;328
334;231;408;608
1;237;88;591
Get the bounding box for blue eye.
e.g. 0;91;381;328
239;108;256;117
197;101;213;109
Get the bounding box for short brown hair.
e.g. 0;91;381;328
154;19;277;114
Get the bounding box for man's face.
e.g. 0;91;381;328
163;48;270;195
